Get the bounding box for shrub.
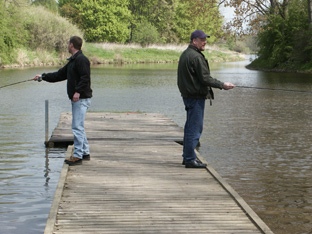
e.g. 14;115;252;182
132;21;161;47
22;6;83;53
0;0;27;64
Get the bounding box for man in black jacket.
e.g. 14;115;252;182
178;30;235;168
33;36;92;166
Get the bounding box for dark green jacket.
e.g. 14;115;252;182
177;45;224;99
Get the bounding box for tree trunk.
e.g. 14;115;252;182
308;0;312;29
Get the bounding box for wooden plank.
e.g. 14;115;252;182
45;112;274;234
48;112;184;146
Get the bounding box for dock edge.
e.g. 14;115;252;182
43;145;72;234
196;152;275;234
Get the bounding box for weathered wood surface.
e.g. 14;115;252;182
45;112;274;234
48;112;184;146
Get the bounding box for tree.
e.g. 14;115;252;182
249;0;312;69
221;0;290;35
174;0;223;43
59;0;224;43
75;0;131;42
128;0;178;43
308;0;312;28
59;0;83;28
146;0;177;43
132;21;160;46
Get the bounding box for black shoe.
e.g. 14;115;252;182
185;160;207;168
182;158;200;165
65;156;82;166
83;154;90;160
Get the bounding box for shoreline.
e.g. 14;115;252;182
4;56;311;74
246;64;312;74
1;60;180;69
1;43;245;69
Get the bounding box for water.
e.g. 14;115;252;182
0;58;311;234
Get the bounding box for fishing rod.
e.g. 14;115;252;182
0;76;42;89
236;85;312;94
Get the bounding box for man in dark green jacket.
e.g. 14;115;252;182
178;30;235;168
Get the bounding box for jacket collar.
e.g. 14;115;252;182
67;50;82;61
188;45;205;57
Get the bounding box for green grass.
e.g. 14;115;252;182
119;48;181;63
83;43;244;64
84;43;115;63
2;42;245;68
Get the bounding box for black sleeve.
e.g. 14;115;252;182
42;63;68;83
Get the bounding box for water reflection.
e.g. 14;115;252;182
199;66;312;233
0;60;311;233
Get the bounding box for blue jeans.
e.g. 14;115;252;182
182;98;205;162
71;98;91;159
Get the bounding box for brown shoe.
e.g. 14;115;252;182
65;156;82;166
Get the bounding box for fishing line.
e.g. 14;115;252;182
0;77;42;89
0;78;33;89
236;85;312;94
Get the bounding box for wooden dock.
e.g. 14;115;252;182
44;112;274;234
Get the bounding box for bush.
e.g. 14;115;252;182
22;6;83;53
132;21;161;47
0;0;27;64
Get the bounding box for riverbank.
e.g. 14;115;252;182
246;56;312;74
2;43;245;69
247;65;312;74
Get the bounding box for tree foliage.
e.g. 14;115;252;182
24;5;83;52
255;0;311;68
31;0;59;12
128;0;177;43
221;0;312;69
58;0;223;44
59;0;83;27
0;0;82;65
0;0;225;65
132;21;160;46
174;0;222;43
0;0;28;64
76;0;131;42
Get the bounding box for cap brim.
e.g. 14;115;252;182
198;35;210;38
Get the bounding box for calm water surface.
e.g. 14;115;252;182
0;57;311;234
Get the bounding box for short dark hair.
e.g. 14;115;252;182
69;36;83;50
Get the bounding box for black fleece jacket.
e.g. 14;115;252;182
42;50;92;100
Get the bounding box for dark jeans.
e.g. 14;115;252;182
182;97;205;162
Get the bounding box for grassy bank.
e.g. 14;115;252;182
84;43;245;64
247;57;312;73
2;43;245;68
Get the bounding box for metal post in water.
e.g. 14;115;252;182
45;100;49;146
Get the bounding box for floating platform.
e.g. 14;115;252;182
44;112;274;234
